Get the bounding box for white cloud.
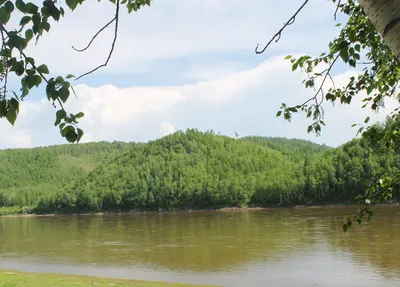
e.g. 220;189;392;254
0;0;395;151
4;55;397;149
16;0;340;75
160;122;175;136
0;121;32;149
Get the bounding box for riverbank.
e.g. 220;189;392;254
0;202;389;218
0;269;218;287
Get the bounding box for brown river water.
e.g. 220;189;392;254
0;205;399;287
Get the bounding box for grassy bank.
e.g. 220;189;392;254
0;269;217;287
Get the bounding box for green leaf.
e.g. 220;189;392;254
66;0;78;10
54;117;61;126
276;111;282;117
10;98;19;112
25;28;33;42
305;80;314;88
0;6;11;24
66;74;75;79
0;99;7;117
284;55;292;60
55;76;64;84
6;109;17;126
364;116;370;124
0;48;11;57
340;49;349;62
56;109;67;120
77;128;84;142
48;4;61;21
37;64;49;74
7;33;27;50
75;112;84;118
61;125;74;137
4;1;14;13
24;2;38;14
65;130;78;143
41;21;50;32
15;0;25;12
59;87;69;103
54;109;67;126
49;89;58;101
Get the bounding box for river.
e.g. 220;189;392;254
0;206;399;287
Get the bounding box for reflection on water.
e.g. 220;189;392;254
0;206;399;287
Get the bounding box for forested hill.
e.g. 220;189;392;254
0;129;398;214
0;141;138;212
242;136;330;157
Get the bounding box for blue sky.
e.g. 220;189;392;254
0;0;396;149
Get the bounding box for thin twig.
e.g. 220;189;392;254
313;54;339;103
334;0;342;21
358;61;373;65
72;17;116;52
298;55;340;108
75;0;120;80
327;73;335;90
255;0;309;54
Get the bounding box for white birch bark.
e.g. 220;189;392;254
357;0;400;60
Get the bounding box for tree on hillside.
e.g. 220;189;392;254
255;0;399;230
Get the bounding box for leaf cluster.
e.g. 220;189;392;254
0;0;151;142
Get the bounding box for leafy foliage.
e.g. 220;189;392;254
254;0;400;228
0;0;151;142
278;1;400;137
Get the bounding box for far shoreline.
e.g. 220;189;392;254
1;202;398;218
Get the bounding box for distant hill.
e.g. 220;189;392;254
241;136;330;160
0;141;137;210
0;129;398;214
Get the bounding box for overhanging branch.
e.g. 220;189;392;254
75;0;120;80
72;17;116;52
255;0;309;54
0;24;65;111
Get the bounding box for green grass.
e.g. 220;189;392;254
0;269;218;287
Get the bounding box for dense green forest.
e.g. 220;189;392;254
0;126;399;214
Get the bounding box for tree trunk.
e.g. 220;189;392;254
357;0;400;60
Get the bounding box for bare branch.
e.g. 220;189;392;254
327;73;335;90
358;61;373;65
298;55;340;108
75;0;120;80
334;0;342;21
255;0;309;54
72;17;116;52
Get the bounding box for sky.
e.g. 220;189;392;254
1;0;397;149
